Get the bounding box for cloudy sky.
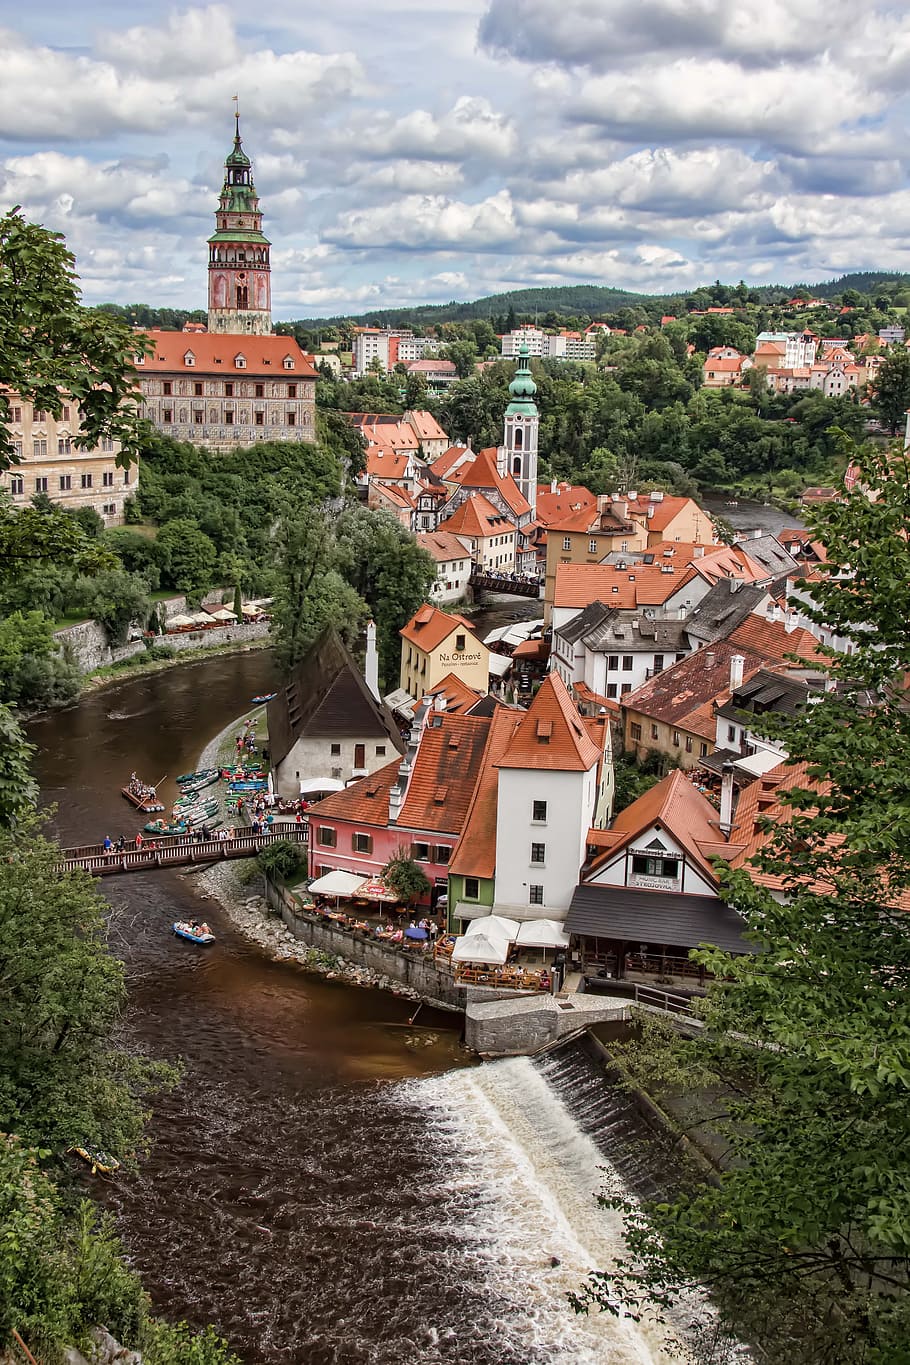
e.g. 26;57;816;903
3;1;910;317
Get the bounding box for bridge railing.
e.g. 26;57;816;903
61;826;309;876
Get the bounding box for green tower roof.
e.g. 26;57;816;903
505;340;539;417
225;111;251;168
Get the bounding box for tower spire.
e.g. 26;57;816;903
499;340;539;516
207;112;272;336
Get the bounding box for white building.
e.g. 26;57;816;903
501;328;595;362
755;331;817;368
417;530;473;604
492;673;608;918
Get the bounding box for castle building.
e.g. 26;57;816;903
135;117;317;451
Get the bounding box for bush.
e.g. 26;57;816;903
256;839;304;881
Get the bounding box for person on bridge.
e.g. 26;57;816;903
135;832;144;849
103;834;113;854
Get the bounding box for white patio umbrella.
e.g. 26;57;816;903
209;607;237;621
166;613;195;628
307;870;366;897
515;919;570;948
465;914;520;941
451;931;510;965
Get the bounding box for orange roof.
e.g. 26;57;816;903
703;357;745;372
405;409;449;442
137;331;317;377
497;673;601;772
372;480;414;509
554;562;698;611
416;530;472;563
535;483;597;527
624;640;766;733
449;708;521;879
307;759;400;828
441;492;515;540
425;671;483;714
727;615;824;665
366;448;411;480
449;446;531;519
547;502;631;535
586;769;744;883
432;445;474;478
350;414;420;451
624;494;709;535
398;713;492;834
400;603;477;652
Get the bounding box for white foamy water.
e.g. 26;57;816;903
406;1056;689;1365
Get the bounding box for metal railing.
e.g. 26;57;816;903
61;826;308;876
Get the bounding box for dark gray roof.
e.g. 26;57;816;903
267;627;406;768
715;668;807;723
566;884;753;954
584;616;690;654
556;601;615;646
685;579;767;646
734;534;800;579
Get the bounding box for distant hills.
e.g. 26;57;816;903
292;272;910;330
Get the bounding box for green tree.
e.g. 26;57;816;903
382;848;431;905
69;568;150;645
0;704;38;828
256;839;304;882
576;439;910;1361
443;338;479;378
873;346;910;433
0;208;146;471
270;504;367;671
0;610;81;708
155;518;217;596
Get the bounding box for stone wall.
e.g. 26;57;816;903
464;992;629;1056
158;620;269;654
54;619;146;672
54;603;268;674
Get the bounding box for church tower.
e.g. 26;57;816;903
498;341;539;516
207;113;272;335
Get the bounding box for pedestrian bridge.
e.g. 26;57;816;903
61;826;308;877
470;570;542;599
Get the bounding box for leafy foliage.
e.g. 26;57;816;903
256;839;304;882
0;703;38;828
382;850;431;905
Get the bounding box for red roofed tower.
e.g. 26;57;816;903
207;112;272;336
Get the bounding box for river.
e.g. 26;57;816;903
29;649;684;1365
701;495;805;539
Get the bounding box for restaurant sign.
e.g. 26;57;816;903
630;873;679;892
440;651;482;664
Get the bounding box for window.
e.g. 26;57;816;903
225;410;234;425
10;407;22;423
103;503;116;516
194;410;203;424
727;725;737;743
283;357;295;370
62;407;70;420
224;383;234;397
255;383;265;398
287;383;297;398
184;353;195;367
622;656;633;671
123;468;131;485
672;730;680;747
653;654;664;671
621;683;631;695
530;842;546;864
562;536;571;551
434;845;451;864
352;832;373;854
235;355;247;369
455;633;466;650
588;539;599;554
375;744;386;756
33;409;46;422
532;799;547;822
193;382;203;396
330;743;341;756
163;408;173;423
81;473;93;488
465;877;480;900
316;826;336;848
632;854;679;879
59;474;72;490
607;655;619;670
287;412;296;426
163;381;172;396
32;439;47;457
630;723;642;741
650;724;659;740
529;884;544;905
411;841;430;861
607;683;618;699
685;736;693;753
255;411;264;426
102;471;114;487
58;438;72;455
700;742;709;757
10;475;24;495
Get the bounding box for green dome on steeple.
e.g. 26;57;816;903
506;340;538;416
226;111;251;169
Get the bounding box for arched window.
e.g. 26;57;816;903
512;456;521;476
236;284;249;310
513;427;523;449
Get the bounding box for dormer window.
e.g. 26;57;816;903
283;357;295;370
184;351;195;366
234;354;247;369
135;353;145;365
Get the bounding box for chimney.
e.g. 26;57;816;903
365;620;380;701
628;489;638;500
719;761;735;839
388;697;430;823
730;653;745;690
705;651;715;669
694;545;704;558
550;478;557;493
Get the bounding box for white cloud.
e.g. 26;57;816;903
324;190;517;251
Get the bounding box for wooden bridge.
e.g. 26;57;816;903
61;826;308;877
470;570;542;599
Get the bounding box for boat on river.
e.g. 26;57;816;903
121;782;164;813
228;778;268;793
177;769;220;795
251;692;276;705
173;921;215;945
143;818;189;836
176;766;220;786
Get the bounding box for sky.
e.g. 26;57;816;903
3;0;910;318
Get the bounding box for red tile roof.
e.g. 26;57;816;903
624;494;711;535
535;483;597;527
137;331;317;377
425;671;483;714
450;707;522;878
398;713;493;834
404;410;449;442
623;640;766;734
417;530;472;563
366;448;411;480
441;492;515;539
448;446;531;519
307;759;400;828
432;445;475;479
400;603;477;652
727;615;824;665
497;672;601;772
554;562;698;611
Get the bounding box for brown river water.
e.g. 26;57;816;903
29;646;682;1365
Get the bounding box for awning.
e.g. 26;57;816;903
465;913;520;941
357;877;399;903
299;777;344;796
734;748;786;778
307;870;366;897
166;614;195;628
516;919;570;948
451;931;510;965
565;884;753;954
452;901;493;921
488;654;512;678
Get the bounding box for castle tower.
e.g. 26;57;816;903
207;113;272;335
499;340;539;516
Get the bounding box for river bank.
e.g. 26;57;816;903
82;634;271;695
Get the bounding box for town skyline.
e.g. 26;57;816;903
3;2;910;316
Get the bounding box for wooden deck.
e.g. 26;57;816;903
61;826;308;876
